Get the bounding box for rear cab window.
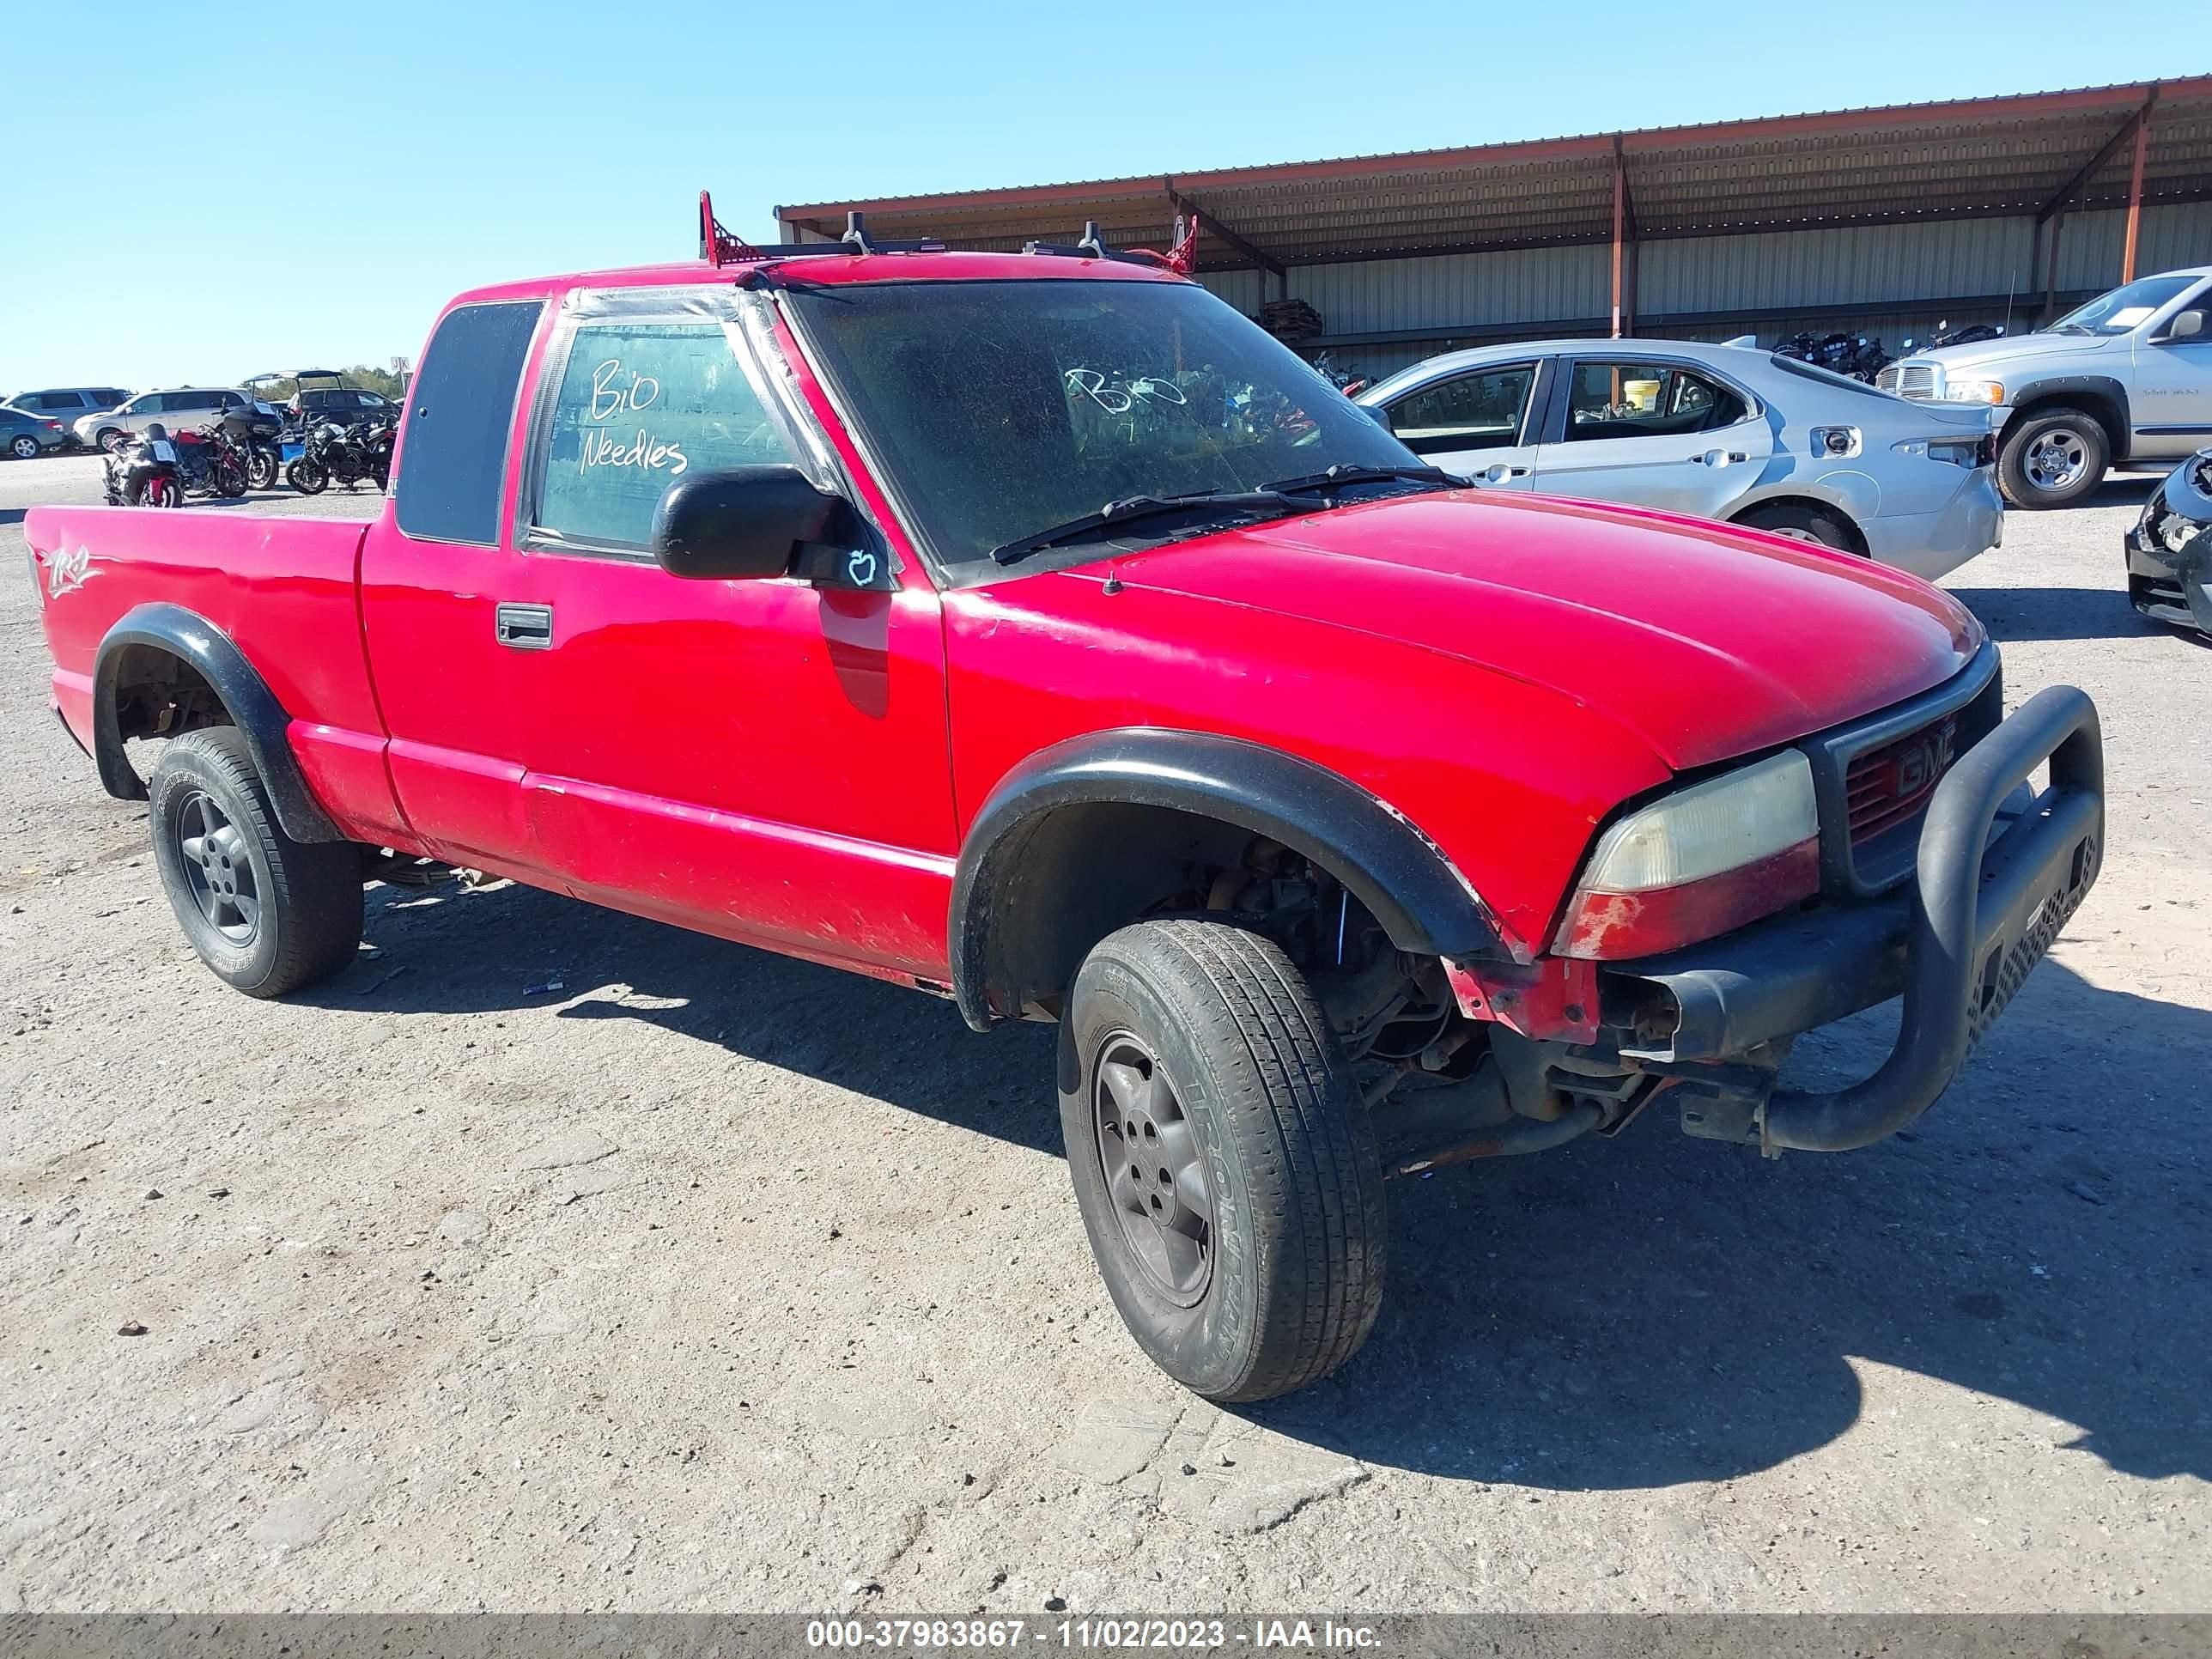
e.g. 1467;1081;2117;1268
394;299;544;546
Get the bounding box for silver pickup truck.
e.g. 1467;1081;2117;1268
1879;267;2212;508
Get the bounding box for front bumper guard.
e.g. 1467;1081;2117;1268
1614;684;2103;1153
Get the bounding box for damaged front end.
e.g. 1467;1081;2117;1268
1414;678;2104;1160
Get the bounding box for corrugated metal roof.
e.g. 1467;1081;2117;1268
776;78;2212;272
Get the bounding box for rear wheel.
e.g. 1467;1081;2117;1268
98;428;130;453
147;727;362;998
8;434;39;460
215;456;249;498
1998;406;2109;508
1737;501;1858;550
1060;920;1387;1402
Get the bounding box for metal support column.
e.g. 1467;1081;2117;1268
2122;111;2151;283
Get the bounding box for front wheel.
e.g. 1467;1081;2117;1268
9;434;40;460
147;727;363;997
98;428;131;454
246;447;278;490
1061;920;1388;1402
1998;407;2109;508
287;459;328;495
215;456;250;498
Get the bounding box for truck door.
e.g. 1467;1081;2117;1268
1374;359;1543;489
360;296;550;876
1533;356;1773;519
2132;279;2212;460
504;289;959;981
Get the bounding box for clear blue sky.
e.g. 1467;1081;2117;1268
2;3;2197;392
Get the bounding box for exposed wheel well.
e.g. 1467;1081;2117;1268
2005;393;2128;462
1729;495;1867;555
106;644;233;748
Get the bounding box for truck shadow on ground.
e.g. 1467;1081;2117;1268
1947;585;2176;643
311;876;2212;1492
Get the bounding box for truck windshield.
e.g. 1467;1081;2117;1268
786;278;1422;570
2046;273;2200;335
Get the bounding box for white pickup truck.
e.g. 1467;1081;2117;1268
1879;267;2212;508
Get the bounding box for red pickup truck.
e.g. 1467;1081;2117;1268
27;222;2105;1402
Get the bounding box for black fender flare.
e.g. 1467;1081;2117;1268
948;727;1500;1030
2003;376;2131;458
92;603;346;844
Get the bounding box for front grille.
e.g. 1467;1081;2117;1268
1844;713;1960;845
1887;364;1938;398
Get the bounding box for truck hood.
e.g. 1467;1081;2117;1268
1912;332;2109;374
1079;491;1983;771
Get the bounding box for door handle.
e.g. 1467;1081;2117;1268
1692;449;1751;466
494;602;554;650
1480;463;1532;483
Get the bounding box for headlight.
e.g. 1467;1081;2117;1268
1554;751;1821;959
1943;378;2007;405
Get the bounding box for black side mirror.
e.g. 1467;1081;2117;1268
2162;309;2205;343
651;465;879;586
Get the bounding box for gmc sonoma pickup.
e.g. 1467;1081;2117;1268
27;217;2106;1401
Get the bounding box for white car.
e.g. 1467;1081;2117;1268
73;387;258;452
1357;337;2004;580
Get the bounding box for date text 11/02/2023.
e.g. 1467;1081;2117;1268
803;1618;1384;1650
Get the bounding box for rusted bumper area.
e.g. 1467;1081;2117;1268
1603;685;2104;1153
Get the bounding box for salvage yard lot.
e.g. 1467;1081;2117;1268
1;454;2206;1612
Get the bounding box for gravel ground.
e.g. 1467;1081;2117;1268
1;453;2206;1615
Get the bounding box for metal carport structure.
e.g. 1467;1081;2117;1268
776;79;2212;375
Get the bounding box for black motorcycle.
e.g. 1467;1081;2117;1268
287;414;394;495
1775;330;1893;384
100;425;186;507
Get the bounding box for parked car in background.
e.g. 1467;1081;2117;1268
6;388;135;445
246;370;399;428
1357;338;2003;580
1878;267;2212;509
0;404;70;459
73;388;259;453
2126;447;2212;638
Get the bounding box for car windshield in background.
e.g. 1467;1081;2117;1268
2046;274;2198;335
787;279;1424;569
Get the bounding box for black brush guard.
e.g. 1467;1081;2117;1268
1615;685;2104;1153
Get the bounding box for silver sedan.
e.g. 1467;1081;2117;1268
1357;338;2004;580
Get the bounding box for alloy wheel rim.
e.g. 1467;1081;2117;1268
176;790;261;944
2026;429;2089;492
10;437;36;459
1092;1030;1214;1304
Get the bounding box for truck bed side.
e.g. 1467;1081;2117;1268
24;504;407;845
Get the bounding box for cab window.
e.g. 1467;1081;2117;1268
1386;364;1535;455
532;320;796;555
1563;362;1747;441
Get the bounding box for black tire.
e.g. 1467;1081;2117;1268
1998;406;2109;509
246;448;278;491
1060;919;1387;1402
148;728;362;998
8;435;39;461
215;456;249;498
287;459;328;495
97;428;129;454
1736;501;1858;551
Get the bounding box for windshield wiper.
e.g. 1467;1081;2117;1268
1260;463;1465;496
989;489;1296;565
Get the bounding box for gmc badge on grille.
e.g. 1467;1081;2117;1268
1895;723;1958;798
